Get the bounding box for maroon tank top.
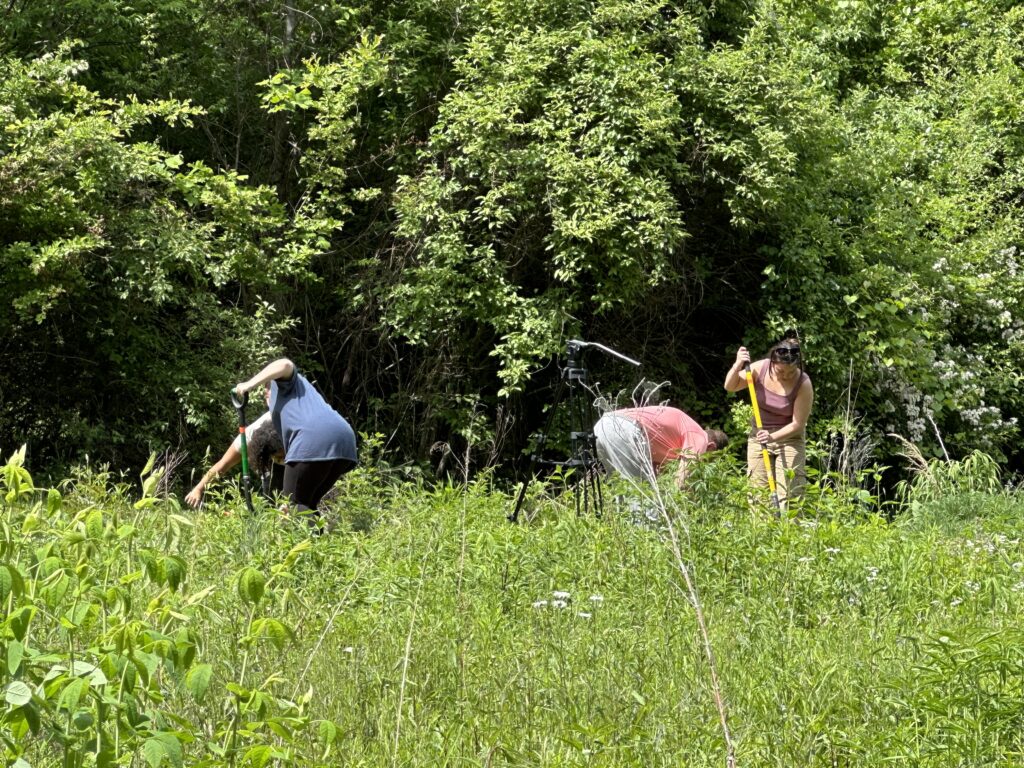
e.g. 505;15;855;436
750;359;807;431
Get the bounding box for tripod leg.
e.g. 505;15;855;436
510;477;531;523
565;373;603;518
509;373;568;523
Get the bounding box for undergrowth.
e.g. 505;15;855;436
2;447;1023;767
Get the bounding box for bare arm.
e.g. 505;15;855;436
235;358;295;398
185;443;242;508
724;347;752;392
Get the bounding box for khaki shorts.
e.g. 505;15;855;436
746;434;806;506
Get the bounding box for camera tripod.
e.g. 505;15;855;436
509;340;640;523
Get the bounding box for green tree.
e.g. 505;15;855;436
0;46;301;469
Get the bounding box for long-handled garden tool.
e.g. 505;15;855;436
745;363;781;510
231;389;255;513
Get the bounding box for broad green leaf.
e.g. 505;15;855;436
8;640;25;675
85;509;103;538
241;745;274;768
283;538;311;566
141;472;160;499
265;721;291;740
138;549;162;583
0;565;12;602
142;733;182;768
43;664;68;682
71;660;108;685
5;680;32;706
23;700;40;734
318;718;338;745
249;618;293;650
131;651;159;686
142;738;166;768
237;567;266;604
9;606;35;641
184;663;213;702
62;600;93;629
57;676;88;711
161;556;186;591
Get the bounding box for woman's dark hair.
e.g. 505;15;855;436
767;329;804;378
248;420;284;478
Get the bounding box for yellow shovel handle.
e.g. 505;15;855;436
745;363;780;507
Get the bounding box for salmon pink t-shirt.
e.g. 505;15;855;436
612;406;709;469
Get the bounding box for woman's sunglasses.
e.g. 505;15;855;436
772;346;801;362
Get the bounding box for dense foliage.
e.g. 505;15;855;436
2;0;1023;473
3;448;1024;766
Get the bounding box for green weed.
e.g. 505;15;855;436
3;447;1024;766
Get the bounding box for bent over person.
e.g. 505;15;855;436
724;332;813;508
593;405;728;488
186;386;283;508
234;359;357;523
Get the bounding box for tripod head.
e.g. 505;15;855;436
565;339;641;370
509;339;642;523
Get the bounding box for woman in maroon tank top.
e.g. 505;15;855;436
724;332;814;509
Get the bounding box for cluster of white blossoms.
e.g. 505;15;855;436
880;378;931;443
878;343;1017;449
961;534;1020;558
532;592;604;620
999;246;1021;277
876;242;1021;449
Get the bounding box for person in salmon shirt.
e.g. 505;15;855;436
593;404;729;488
724;331;813;508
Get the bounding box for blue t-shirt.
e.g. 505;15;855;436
270;372;357;463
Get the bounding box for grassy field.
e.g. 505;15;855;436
2;448;1024;767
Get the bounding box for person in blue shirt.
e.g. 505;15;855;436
186;387;282;508
234;358;357;521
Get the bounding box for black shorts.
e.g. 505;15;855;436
282;458;356;513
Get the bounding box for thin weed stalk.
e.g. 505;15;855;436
596;393;736;767
392;526;438;768
291;566;365;698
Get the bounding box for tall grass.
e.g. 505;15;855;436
2;448;1023;766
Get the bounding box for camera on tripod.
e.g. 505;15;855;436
509;339;640;522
